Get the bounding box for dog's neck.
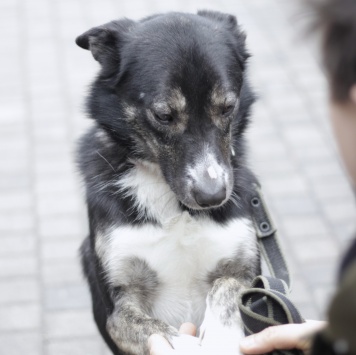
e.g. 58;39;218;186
117;160;183;224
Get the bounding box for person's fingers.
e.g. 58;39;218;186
179;322;197;336
240;321;326;354
240;325;303;354
148;334;174;355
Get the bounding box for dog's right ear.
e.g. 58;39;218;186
76;19;135;70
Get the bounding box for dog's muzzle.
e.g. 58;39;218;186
193;179;227;208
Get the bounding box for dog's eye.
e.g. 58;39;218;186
221;105;235;117
154;112;173;124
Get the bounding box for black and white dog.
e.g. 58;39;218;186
76;10;261;355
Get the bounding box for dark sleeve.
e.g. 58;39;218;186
338;237;356;281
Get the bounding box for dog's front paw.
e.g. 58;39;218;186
199;313;245;355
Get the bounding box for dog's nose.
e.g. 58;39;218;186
194;186;227;208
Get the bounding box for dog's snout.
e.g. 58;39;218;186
193;185;227;208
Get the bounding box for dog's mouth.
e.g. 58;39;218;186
180;186;232;211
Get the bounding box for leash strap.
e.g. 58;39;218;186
249;183;290;288
237;184;305;355
238;276;304;355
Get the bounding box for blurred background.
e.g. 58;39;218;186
1;0;356;354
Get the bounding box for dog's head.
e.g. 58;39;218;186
77;11;252;211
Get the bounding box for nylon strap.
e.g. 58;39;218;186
237;184;305;355
249;183;291;288
238;276;304;355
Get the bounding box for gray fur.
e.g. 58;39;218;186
207;254;261;286
107;300;177;355
106;257;176;354
206;277;246;328
112;256;161;314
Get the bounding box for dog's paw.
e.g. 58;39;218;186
199;312;245;355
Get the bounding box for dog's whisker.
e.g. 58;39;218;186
96;150;116;173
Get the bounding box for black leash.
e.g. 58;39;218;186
238;184;305;355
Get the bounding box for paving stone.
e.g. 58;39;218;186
35;157;74;176
44;309;97;339
39;215;84;239
42;259;84;285
35;174;79;195
272;195;319;215
0;190;32;211
41;238;82;260
313;180;354;201
292;236;340;263
303;161;346;183
296;302;322;321
46;338;102;355
289;277;313;306
332;221;356;244
0;304;40;331
322;200;356;224
0;332;41;355
263;174;309;197
44;284;91;310
302;262;338;286
0;212;34;233
0;235;36;256
0;256;37;278
37;192;82;217
281;215;331;239
0;174;31;190
0;279;39;304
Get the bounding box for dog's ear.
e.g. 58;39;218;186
197;10;249;67
76;19;135;70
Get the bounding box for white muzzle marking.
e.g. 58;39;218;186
207;166;218;180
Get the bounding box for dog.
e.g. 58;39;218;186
76;10;261;355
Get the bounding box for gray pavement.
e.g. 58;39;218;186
1;0;355;354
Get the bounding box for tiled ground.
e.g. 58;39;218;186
1;0;355;354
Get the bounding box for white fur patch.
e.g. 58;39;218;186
99;216;256;329
199;299;245;355
187;147;225;182
116;161;180;223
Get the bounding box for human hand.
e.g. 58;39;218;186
239;320;326;354
148;322;201;355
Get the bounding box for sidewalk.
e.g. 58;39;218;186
0;0;355;354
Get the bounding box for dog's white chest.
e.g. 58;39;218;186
97;212;255;328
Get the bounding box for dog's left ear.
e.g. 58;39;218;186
76;19;135;73
197;10;249;67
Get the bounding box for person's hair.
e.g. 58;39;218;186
312;0;356;101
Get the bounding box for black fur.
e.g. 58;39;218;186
77;10;259;355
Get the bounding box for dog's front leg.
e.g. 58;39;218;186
106;298;178;355
199;277;246;355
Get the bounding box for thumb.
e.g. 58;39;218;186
179;322;197;336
